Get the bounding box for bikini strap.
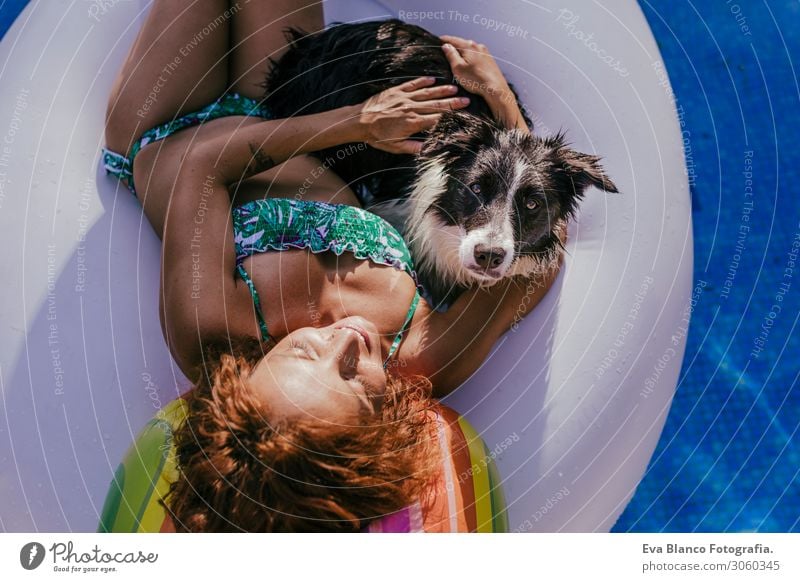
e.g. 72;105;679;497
102;93;271;196
236;263;270;343
383;290;420;369
102;148;135;194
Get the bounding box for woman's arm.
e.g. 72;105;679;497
191;105;362;184
161;109;370;373
399;253;563;397
159;156;251;376
161;79;467;372
192;77;469;185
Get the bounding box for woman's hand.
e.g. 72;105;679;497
357;76;470;154
440;35;528;131
440;35;510;101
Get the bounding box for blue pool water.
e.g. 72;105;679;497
1;1;797;532
0;0;26;39
613;1;800;532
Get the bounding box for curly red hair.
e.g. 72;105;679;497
164;341;438;532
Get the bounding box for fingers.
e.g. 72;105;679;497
373;137;425;155
413;96;470;113
373;112;443;154
391;139;424;155
441;35;487;52
404;82;470;112
398;76;437;92
441;42;467;68
439;34;473;49
407;84;459;101
414;112;442;131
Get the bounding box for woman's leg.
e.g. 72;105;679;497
228;0;324;100
105;0;231;156
225;1;360;206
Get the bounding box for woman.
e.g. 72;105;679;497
103;0;560;531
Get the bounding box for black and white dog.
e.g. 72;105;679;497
265;19;618;305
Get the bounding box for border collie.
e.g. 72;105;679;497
265;19;618;306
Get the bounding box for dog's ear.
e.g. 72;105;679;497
552;144;619;194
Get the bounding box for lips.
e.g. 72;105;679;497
334;324;372;353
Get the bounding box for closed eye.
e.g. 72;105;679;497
289;340;315;359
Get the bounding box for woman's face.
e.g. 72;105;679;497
247;316;388;424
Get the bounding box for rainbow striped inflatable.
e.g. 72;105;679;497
98;400;507;533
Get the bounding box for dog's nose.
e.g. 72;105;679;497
473;245;506;270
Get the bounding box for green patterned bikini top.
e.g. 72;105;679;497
232;198;421;368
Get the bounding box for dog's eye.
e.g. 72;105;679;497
526;198;539;210
469;182;482;195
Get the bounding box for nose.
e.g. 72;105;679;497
330;327;362;372
473;245;506;269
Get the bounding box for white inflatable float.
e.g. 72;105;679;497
0;0;692;531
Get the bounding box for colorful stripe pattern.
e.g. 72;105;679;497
98;400;507;533
98;399;186;533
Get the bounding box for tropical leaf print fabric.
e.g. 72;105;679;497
233;198;418;283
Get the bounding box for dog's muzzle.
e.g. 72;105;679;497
462;241;515;282
469;245;508;279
